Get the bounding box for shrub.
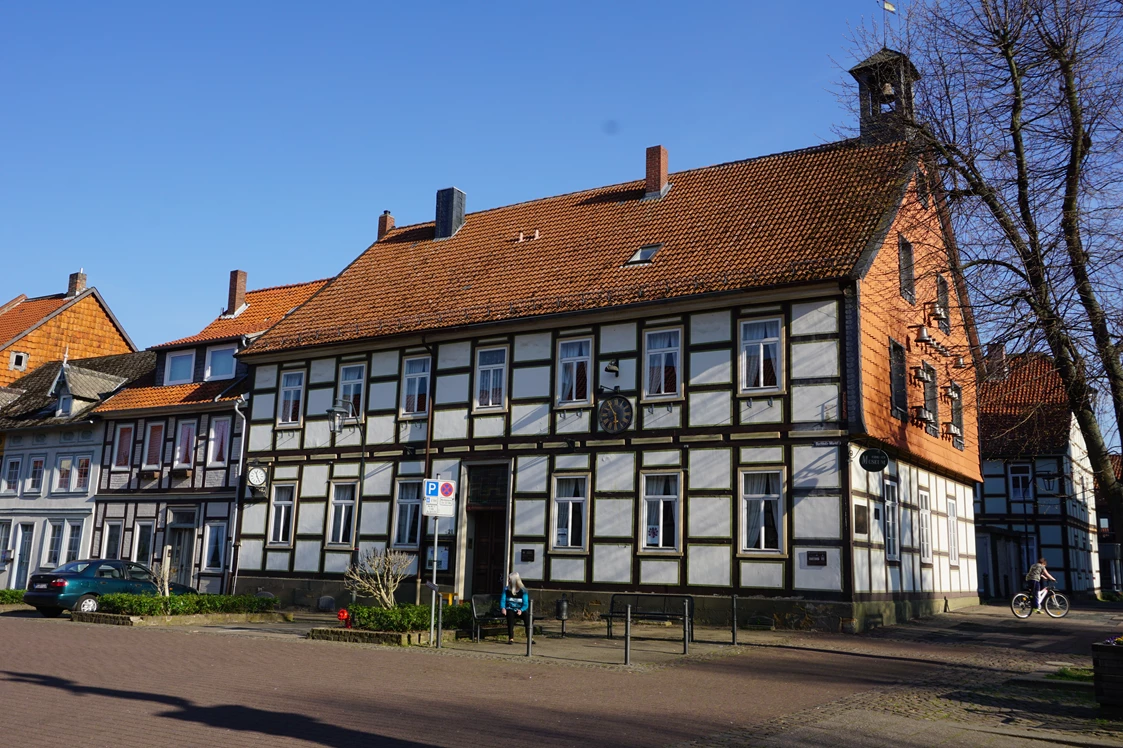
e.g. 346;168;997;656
98;593;278;616
348;602;473;632
0;589;25;605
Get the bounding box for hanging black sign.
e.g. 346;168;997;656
858;449;889;472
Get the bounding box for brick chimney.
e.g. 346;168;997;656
985;341;1007;380
227;270;247;315
435;188;466;240
66;270;87;298
645;145;669;199
377;210;395;241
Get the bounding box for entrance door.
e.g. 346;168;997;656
168;528;195;588
467;464;509;595
12;524;33;590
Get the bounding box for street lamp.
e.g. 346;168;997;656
326;397;366;611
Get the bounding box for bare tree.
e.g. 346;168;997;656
850;0;1123;535
343;548;413;609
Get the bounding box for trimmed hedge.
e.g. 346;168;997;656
98;593;278;616
0;589;25;605
349;603;473;632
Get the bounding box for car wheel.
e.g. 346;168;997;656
75;595;99;614
37;607;64;618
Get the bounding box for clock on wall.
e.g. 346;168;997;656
597;395;634;435
247;466;268;489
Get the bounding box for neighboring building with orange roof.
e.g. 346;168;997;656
976;346;1099;599
0;270;136;387
84;272;325;595
233;49;982;631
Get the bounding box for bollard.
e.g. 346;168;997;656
437;595;444;649
683;599;689;655
625;604;632;665
732;595;738;646
526;600;534;657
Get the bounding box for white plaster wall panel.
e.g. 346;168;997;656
867;466;883;498
740;398;782;424
640;558;680;585
791;385;840;423
514;500;546;536
794;547;842;591
689;390;733;427
512;543;545;581
689;496;731;537
239;539;263;570
399;421;427;443
982;460;1005;476
901;507;914;548
511;403;550;436
310;358;336;384
870;549;887;592
792;445;840;489
790;299;838;335
556;409;591;434
551;556;585;582
334;426;361;447
512;366;551;399
265;551;290;571
689;449;731;490
595;499;633;537
850;454;868;494
921;566;933;592
643;450;681;467
370;350;399;378
791;341;839;379
514;333;552;362
275;429;300;451
248;425;273;452
398;461;425;475
358;540;386;558
251;392;275;421
690;310;731;344
888;564;902;593
793;495;840;539
593;544;632;583
300;465;329;497
600;322;637;353
274;466;299;480
741;447;784;464
643;403;681;430
438;341;471;370
853;547;870;592
904;555;917;592
324;553;351;574
555;454;590;471
432;458;460;480
241;503;267;535
366;415;396;445
596;453;636;492
597;357;636;393
255;365;278;390
359;500;389;534
435;374;469;404
689;350;732;385
917;468;931;490
294;541;321;572
297;501;326;534
516;455;549;493
333;462;360;478
741;561;783;589
304;387;333;421
434;409;469;441
688;545;731;586
304;420;332;449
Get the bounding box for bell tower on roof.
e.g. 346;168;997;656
849;48;920;144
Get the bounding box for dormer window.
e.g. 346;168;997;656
58;394;73;417
204;345;237;381
626;243;662;266
165;351;195;385
9;351;28;371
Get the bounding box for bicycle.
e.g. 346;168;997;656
1011;583;1070;619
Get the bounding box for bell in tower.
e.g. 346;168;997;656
849;48;920;143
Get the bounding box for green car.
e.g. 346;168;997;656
23;559;197;616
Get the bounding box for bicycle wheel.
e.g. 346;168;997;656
1045;592;1070;618
1011;593;1033;619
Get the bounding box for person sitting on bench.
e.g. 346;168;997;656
500;572;530;645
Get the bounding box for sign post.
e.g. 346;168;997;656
422;476;457;646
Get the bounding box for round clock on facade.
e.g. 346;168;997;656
597;395;634;435
247;466;268;488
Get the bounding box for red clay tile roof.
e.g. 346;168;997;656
0;294;70;346
154;279;329;349
93;376;247;413
247;139;914;355
978;353;1071;457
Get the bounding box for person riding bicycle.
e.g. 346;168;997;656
1025;557;1056;614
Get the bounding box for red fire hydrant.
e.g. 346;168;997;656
338;608;351;629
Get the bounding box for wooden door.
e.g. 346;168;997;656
472;511;506;595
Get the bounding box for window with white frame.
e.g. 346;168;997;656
55;456;73;492
328;483;357;546
2;456;21;494
475;348;507;410
65;521;82;563
889;340;907;420
922;362;939;437
899;234;916;303
644;329;681;399
142;422;165;469
1009;463;1033;508
0;521;10;554
112;424;134;469
57;394;73;417
949;383;964;448
936;274;951;334
557;338;592;405
133;521;154;564
401;357;430;416
277;370;305;425
338;363;365;417
269;484;296;545
884;481;900;561
919;489;933;563
643;473;679;550
103;521;123;560
26;455;45;494
45;521;64;567
53;454;91;493
948;499;959;565
203;523;227;572
552;476;587;550
164;350;195;385
742;470;783;552
74;456;91;492
174;420;197;468
207;416;231;467
393;481;422;548
740;318;782;392
204;345;236;381
9;351;28;371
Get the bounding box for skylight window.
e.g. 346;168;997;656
626;243;663;265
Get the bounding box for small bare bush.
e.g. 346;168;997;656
344;548;413;609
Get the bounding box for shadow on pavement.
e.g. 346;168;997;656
1;670;432;748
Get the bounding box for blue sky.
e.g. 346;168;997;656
1;2;880;348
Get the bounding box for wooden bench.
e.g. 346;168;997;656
470;593;506;642
600;594;694;640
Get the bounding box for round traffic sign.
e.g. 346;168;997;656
859;449;889;472
440;482;455;497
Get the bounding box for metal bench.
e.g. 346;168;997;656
470;593;506;642
600;593;694;640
